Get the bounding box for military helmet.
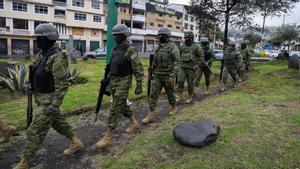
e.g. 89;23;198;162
158;27;171;36
200;37;209;43
34;23;59;40
184;31;194;38
112;24;130;36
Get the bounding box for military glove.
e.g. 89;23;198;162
135;82;143;95
168;76;176;85
47;104;60;116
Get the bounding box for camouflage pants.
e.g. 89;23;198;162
222;66;238;85
195;66;211;88
177;68;196;95
149;74;176;112
23;104;74;160
108;75;132;130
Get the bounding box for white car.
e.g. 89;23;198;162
268;50;279;58
289;51;300;58
213;49;224;60
84;47;106;59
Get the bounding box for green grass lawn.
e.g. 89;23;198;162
98;62;300;169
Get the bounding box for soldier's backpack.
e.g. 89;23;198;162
173;119;220;148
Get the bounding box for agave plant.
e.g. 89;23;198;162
0;64;29;93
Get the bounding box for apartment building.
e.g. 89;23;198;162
0;0;105;57
168;3;200;42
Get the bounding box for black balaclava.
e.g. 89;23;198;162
201;42;209;50
158;34;169;44
185;37;193;46
113;34;127;44
37;36;55;53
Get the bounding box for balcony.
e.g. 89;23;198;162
132;3;146;10
132;14;145;22
130;28;146;35
53;0;67;7
13;29;31;36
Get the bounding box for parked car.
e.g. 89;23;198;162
259;50;269;57
84;47;106;59
268;50;279;58
289;51;300;58
213;49;224;60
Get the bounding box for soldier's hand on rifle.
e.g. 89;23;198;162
168;76;176;85
47;100;60;115
135;81;143;95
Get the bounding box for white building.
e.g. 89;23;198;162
0;0;105;57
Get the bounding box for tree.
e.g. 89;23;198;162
254;0;297;35
268;25;299;49
243;32;262;48
189;0;257;49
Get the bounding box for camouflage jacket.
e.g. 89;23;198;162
240;48;252;66
34;47;70;106
223;49;243;68
152;41;180;77
179;43;203;69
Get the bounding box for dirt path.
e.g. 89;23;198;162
0;83;236;169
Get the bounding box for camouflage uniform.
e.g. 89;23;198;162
108;41;144;130
240;48;252;72
149;41;180;111
22;47;75;160
195;47;214;89
222;46;242;85
178;43;203;95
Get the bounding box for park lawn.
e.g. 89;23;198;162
99;62;300;169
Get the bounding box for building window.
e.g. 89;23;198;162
35;5;48;14
74;12;86;21
93;15;101;22
12;39;30;55
92;0;100;9
34;21;47;29
54;23;67;35
120;7;126;13
176;26;180;30
184;23;188;29
150;22;154;26
0;17;5;28
167;24;172;28
13;2;27;12
158;24;163;27
55;9;66;17
190;25;194;31
13;19;28;29
0;0;4;9
177;16;181;20
184;15;188;21
72;0;84;7
191;16;194;22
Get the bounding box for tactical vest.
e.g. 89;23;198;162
110;44;132;77
224;50;238;66
33;48;58;93
153;43;174;73
204;48;212;61
180;44;195;62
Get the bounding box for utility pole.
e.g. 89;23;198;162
106;0;118;64
129;0;133;44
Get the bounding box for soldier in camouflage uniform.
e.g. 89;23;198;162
240;41;252;73
220;42;243;91
0;121;16;144
142;28;180;124
93;24;144;149
194;37;214;94
14;24;84;169
177;31;203;104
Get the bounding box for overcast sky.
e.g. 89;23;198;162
169;0;300;27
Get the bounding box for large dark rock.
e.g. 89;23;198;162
288;55;300;69
173;119;220;148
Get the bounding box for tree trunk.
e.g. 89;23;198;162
224;12;229;51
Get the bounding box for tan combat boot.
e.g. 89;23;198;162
0;125;16;144
176;92;184;103
185;94;193;104
220;84;226;91
126;115;139;133
63;135;84;156
13;158;29;169
94;129;113;149
141;111;155;124
204;87;210;95
169;106;177;115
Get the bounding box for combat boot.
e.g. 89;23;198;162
63;135;84;156
94;129;113;149
176;92;184;103
204;87;210;95
141;111;155;124
0;125;16;144
185;94;193;104
169;106;177;115
126;115;138;133
220;84;226;91
13;158;29;169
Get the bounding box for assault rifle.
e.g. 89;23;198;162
94;64;111;122
147;54;154;96
27;65;34;128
